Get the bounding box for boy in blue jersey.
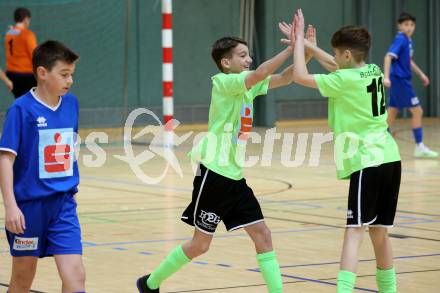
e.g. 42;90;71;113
384;12;438;158
0;40;86;293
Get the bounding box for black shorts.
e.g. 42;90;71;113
181;164;264;235
6;71;36;99
346;161;401;227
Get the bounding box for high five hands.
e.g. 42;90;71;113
278;9;316;49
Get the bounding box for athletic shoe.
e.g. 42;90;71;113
414;145;439;158
136;274;159;293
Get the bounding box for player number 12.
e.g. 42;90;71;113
366;77;386;117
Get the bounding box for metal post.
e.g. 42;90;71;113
162;0;174;146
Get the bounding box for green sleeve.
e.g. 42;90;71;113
314;72;343;98
212;71;250;96
250;76;271;99
328;97;335;130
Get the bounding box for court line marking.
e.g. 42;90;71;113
264;215;440;242
279;274;377;292
77;215;440;249
397;209;440;217
179;256;440;293
80;227;336;248
82;174;293;197
0;283;46;293
394;125;440;148
275;253;440;269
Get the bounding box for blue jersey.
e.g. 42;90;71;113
387;32;413;79
0;89;79;202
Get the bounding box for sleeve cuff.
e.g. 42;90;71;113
241;70;251;91
261;75;271;95
387;52;398;59
0;147;17;156
313;74;326;97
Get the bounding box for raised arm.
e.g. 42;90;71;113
279;21;314;62
281;23;338;72
245;46;292;89
268;64;294;89
292;9;318;88
411;59;430;86
269;23;314;89
304;39;339;72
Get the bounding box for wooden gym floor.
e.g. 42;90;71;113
1;118;439;292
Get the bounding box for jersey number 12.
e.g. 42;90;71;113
366;77;386;117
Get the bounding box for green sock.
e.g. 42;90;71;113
337;270;356;293
376;267;396;293
147;245;191;289
256;251;283;293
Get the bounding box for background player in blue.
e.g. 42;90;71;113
383;12;438;158
0;41;86;292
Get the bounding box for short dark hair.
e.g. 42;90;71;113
32;40;79;75
211;37;248;72
331;26;371;62
14;7;31;23
398;12;416;24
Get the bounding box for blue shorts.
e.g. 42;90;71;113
6;192;82;257
388;75;420;109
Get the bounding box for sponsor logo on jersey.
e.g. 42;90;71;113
13;237;38;251
39;128;74;178
199;210;221;229
237;104;253;144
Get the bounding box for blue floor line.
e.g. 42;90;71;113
280;273;377;292
82;227;335;248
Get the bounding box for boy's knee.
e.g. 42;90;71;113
411;106;423;117
252;225;272;246
11;264;36;288
188;240;210;256
73;263;86;282
260;226;272;242
61;262;86;287
62;276;86;292
194;242;210;255
75;265;86;284
10;272;34;291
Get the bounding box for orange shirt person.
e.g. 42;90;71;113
4;7;37;98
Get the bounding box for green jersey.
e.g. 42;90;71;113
314;64;401;179
189;71;270;180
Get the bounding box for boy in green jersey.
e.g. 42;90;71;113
136;27;315;292
290;9;401;293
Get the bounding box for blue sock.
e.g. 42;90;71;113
412;127;423;144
